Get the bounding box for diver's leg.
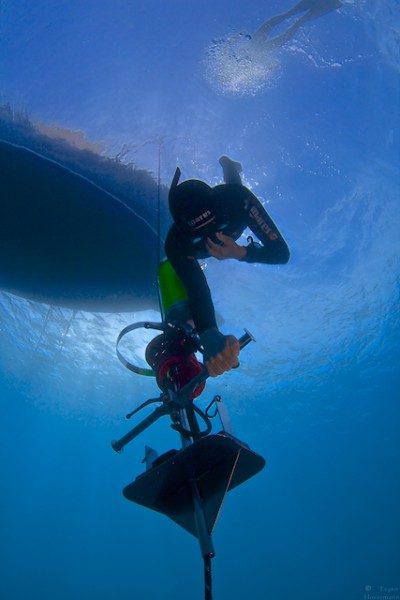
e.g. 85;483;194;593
253;0;342;41
253;13;289;40
268;0;342;46
253;0;312;40
264;10;318;49
269;0;342;19
262;21;302;49
295;0;342;23
219;155;243;185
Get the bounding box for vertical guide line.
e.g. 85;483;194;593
157;138;162;268
156;137;163;318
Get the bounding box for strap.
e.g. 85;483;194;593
116;321;163;377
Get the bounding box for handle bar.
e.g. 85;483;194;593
178;328;255;398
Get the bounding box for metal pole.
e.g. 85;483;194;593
111;404;167;453
177;407;215;560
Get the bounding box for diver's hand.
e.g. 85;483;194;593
200;328;240;377
206;232;246;261
206;334;240;377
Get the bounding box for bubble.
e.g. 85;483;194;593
204;32;280;96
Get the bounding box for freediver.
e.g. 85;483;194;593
252;0;343;49
165;157;290;378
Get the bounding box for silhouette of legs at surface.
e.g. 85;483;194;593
253;0;343;49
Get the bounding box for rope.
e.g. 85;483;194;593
155;138;165;320
156;138;162;269
204;556;212;600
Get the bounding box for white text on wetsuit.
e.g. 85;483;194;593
249;206;278;240
188;210;213;228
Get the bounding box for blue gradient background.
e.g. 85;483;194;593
0;2;399;599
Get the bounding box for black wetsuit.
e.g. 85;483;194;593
165;183;290;334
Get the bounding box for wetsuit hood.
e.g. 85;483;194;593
169;169;251;242
169;177;217;236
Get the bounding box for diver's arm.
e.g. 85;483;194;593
165;225;240;377
242;193;290;264
165;225;217;334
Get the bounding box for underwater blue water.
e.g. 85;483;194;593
1;1;399;599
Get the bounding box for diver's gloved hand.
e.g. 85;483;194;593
200;327;240;377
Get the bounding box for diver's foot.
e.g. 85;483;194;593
219;155;243;185
219;155;242;172
252;14;286;40
219;155;242;170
